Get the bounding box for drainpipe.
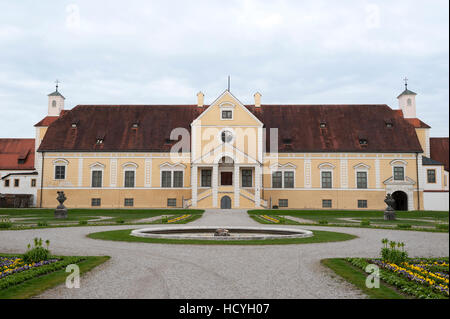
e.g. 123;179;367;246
39;152;44;208
415;152;420;211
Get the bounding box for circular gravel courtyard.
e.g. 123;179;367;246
0;209;448;299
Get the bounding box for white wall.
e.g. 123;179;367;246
423;192;449;211
0;170;38;206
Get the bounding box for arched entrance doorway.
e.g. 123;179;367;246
220;196;231;209
392;191;408;211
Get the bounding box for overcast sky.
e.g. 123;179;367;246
0;0;448;138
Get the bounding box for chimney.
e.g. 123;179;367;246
197;91;204;107
254;92;262;107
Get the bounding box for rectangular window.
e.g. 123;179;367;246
167;198;177;207
173;171;183;187
272;171;282;188
322;199;332;208
242;169;252;187
321;171;332;188
284;171;294;188
161;171;172;187
4;180;9;187
279;199;288;207
14;179;19;187
356;171;368;189
427;169;436;183
222;110;232;119
124;198;134;207
31;179;36;187
201;169;212;187
124;171;135;187
55;165;66;180
91;170;102;188
358;200;368;208
393;167;404;181
91;198;101;206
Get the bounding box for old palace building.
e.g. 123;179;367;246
5;82;446;210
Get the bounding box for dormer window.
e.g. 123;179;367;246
320;121;327;128
96;138;104;144
132;123;139;128
221;110;233;119
359;138;368;145
282;138;292;144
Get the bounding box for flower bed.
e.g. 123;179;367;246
0;256;59;279
167;214;191;223
0;254;87;291
260;215;280;223
347;257;449;299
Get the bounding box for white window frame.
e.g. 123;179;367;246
219;102;235;120
353;163;370;189
390;160;407;181
89;162;105;188
53;159;68;180
319;163;335;189
217;128;235;144
122;162;138;188
159;162;186;188
270;163;296;188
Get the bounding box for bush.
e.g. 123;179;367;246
380;238;408;264
78;220;88;225
397;224;412;229
0;217;13;229
37;221;48;227
360;219;370;226
116;219;125;224
22;238;51;263
318;220;328;225
436;224;449;231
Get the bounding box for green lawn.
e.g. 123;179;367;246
0;208;204;230
0;254;110;299
248;210;449;231
87;228;357;245
321;258;408;299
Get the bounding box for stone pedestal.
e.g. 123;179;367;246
54;208;68;219
384;209;396;221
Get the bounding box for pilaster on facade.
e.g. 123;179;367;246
234;165;240;208
212;164;218;207
304;158;312;188
78;158;83;187
340;159;348;188
144;158;152;187
191;164;198;207
417;154;425;191
425;130;430;158
375;158;381;189
110;158;117;187
254;165;261;207
35;152;43;189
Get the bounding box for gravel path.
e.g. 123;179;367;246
0;209;448;299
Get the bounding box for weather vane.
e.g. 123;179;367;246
403;76;408;90
55;79;60;92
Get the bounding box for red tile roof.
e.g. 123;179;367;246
34;111;69;127
430;137;449;171
37;104;423;153
405;118;431;129
0;139;35;170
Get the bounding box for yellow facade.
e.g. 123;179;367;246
36;91;427;211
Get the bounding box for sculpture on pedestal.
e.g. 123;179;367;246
384;193;396;221
54;191;68;219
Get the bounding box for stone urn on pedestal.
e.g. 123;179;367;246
384;193;396;221
54;191;68;219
